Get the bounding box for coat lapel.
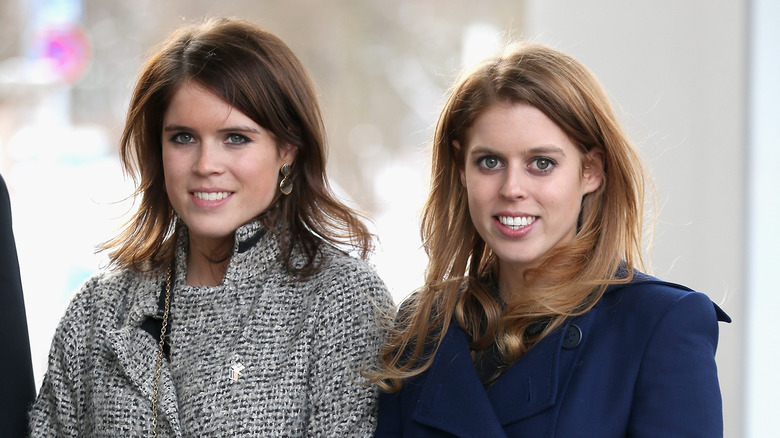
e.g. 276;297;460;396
488;310;594;428
412;324;509;438
413;311;594;436
105;274;182;436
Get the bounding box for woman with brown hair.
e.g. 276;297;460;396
30;17;392;437
372;42;729;437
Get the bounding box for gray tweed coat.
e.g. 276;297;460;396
29;220;393;437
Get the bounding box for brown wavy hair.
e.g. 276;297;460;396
372;42;648;390
101;17;373;276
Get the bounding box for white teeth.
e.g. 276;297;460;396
194;192;230;201
498;216;535;229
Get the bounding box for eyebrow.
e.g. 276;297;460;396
162;124;265;135
468;145;566;156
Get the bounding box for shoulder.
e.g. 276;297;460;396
562;274;727;437
595;272;729;331
578;273;728;386
67;268;147;306
608;271;693;299
316;246;391;297
54;269;154;337
306;246;394;316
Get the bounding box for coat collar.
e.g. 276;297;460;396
171;219;273;288
411;323;509;438
487;310;593;426
412;311;594;435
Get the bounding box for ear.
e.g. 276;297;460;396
280;143;298;164
453;140;466;186
582;147;604;195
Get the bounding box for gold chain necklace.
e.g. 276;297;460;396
152;265;172;437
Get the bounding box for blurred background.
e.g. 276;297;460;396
1;0;777;436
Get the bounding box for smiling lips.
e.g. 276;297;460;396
498;215;536;230
193;191;232;201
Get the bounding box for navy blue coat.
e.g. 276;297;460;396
0;174;36;437
375;274;730;437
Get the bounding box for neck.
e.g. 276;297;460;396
497;261;528;303
186;256;228;286
185;236;233;286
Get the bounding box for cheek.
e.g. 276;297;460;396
464;171;494;199
557;185;588;223
161;151;182;186
464;178;493;220
241;159;281;200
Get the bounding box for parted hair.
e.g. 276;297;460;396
101;17;373;276
372;42;648;390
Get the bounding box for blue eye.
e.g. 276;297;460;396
530;157;556;173
171;133;195;144
478;156;503;170
226;134;251;145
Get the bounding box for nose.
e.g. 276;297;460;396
193;142;224;175
499;165;527;200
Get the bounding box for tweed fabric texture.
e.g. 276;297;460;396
29;220;393;437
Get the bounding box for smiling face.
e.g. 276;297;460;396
459;102;602;288
162;82;295;253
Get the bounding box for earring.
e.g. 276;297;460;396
279;163;293;195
